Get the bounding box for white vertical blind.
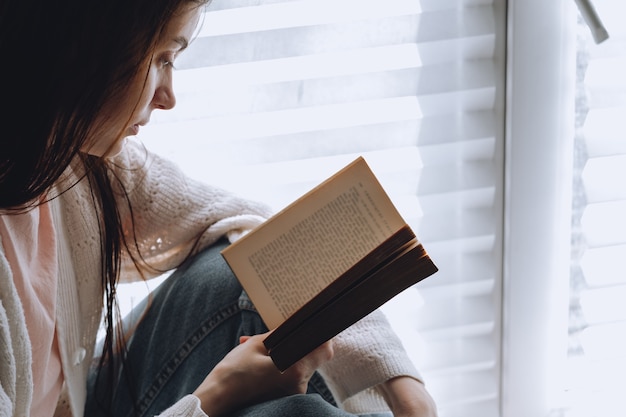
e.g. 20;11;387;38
566;1;626;415
137;1;506;416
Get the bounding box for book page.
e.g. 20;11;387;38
222;157;407;329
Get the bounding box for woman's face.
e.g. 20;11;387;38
82;4;202;157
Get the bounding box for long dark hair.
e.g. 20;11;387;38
1;0;207;414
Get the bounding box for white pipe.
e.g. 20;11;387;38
574;0;609;43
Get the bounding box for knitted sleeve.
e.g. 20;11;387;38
107;139;273;281
318;310;423;414
0;251;33;417
155;395;207;417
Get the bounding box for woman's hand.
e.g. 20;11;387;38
378;376;438;417
192;332;334;416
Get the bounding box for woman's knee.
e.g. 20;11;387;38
158;239;243;308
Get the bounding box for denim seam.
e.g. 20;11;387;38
132;300;244;417
308;372;338;406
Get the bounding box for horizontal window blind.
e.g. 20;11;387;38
567;2;626;416
136;1;506;416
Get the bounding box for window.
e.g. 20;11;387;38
127;1;626;415
136;1;507;416
118;0;626;415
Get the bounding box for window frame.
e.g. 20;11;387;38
501;0;577;415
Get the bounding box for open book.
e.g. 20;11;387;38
221;157;438;371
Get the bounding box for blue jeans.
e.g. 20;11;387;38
85;240;391;417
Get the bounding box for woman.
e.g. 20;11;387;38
0;0;437;416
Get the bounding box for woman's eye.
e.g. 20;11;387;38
159;54;177;69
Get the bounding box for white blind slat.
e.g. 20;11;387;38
582;155;626;201
581;244;626;286
197;0;421;37
421;369;499;414
144;96;421;145
583;108;626;154
174;44;421;92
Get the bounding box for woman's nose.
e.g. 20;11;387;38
153;84;176;110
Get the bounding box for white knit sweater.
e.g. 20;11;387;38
0;140;421;417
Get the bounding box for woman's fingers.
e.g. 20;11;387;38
193;332;334;416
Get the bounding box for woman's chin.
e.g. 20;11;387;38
81;137;128;158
